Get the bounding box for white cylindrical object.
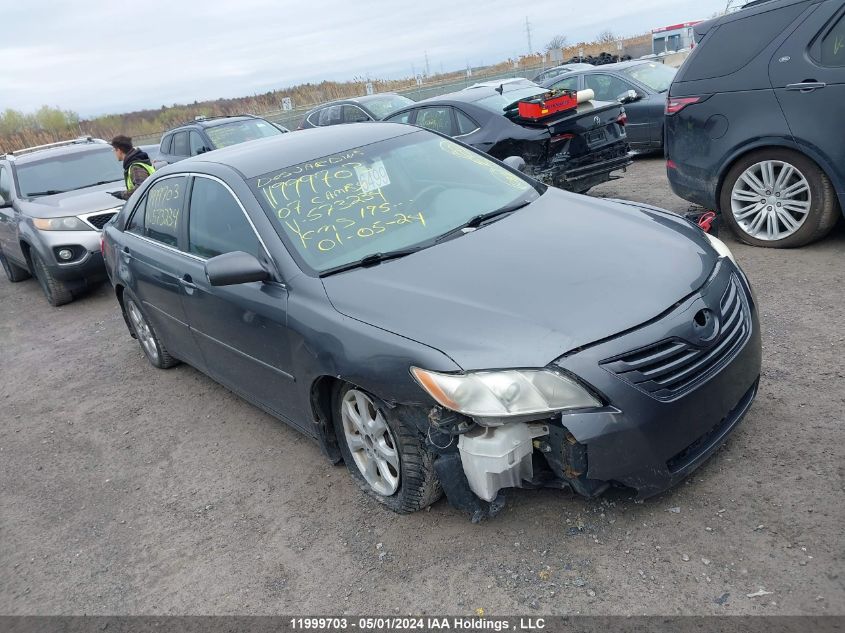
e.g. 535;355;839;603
576;88;595;103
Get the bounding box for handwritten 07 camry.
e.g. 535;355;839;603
102;123;761;520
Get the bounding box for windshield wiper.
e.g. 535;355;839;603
69;180;119;191
435;198;533;243
320;247;422;277
26;190;66;197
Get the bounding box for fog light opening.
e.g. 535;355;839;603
58;249;74;261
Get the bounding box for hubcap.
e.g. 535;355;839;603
126;300;159;363
340;389;400;496
730;160;811;241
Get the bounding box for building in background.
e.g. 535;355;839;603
652;21;702;54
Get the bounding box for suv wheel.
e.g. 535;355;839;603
720;149;839;248
123;293;179;369
333;384;441;513
31;251;73;306
0;249;31;282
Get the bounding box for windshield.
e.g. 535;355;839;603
362;95;414;119
249;131;540;274
206;118;284;148
16;147;124;197
621;62;677;93
473;86;547;113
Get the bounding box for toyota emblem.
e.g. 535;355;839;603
593;116;601;127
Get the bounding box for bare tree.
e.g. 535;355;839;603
545;34;568;51
596;30;617;44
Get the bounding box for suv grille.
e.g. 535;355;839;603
86;212;117;230
601;275;750;400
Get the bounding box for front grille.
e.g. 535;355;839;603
86;212;117;230
601;275;750;400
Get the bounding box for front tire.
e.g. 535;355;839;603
30;251;72;306
333;384;441;513
0;249;31;282
720;149;838;248
123;293;179;369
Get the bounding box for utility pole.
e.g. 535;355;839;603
424;50;431;77
525;16;533;55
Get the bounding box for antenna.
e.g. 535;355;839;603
525;16;533;55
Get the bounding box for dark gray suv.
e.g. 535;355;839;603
0;137;125;306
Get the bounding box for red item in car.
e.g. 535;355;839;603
517;91;578;120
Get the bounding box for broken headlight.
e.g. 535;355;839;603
411;367;600;419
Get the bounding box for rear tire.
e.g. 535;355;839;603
31;251;73;306
0;249;31;282
123;293;179;369
720;148;837;248
333;384;441;513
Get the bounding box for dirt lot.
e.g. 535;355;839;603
1;157;843;616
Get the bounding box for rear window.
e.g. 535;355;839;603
206;119;283;148
680;4;806;81
474;87;546;114
621;62;676;93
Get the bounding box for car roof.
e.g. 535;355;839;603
305;93;407;112
2;140;111;165
179;122;420;179
165;115;261;134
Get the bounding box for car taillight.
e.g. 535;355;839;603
100;235;105;254
665;96;700;115
666;158;678;170
616;112;628;126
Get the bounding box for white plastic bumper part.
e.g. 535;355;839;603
457;422;549;502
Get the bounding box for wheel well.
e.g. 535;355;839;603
19;241;33;272
310;376;343;464
115;283;125;307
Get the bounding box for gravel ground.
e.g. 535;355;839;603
1;157;843;616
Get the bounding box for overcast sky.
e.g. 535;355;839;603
1;0;725;118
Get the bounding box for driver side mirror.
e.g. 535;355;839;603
617;89;642;104
503;156;526;172
205;251;270;287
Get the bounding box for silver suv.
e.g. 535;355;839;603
0;137;125;306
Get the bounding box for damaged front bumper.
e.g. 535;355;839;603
434;262;762;518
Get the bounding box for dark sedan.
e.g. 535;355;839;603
103;123;761;519
299;93;414;129
542;60;677;151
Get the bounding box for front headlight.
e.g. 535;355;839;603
33;216;92;231
411;367;601;419
705;232;736;265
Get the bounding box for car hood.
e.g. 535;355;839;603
21;181;124;218
322;190;718;370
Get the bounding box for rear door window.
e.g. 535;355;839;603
187;177;263;259
318;105;343;126
343;105;370;123
171;132;189;157
386;109;414;124
160;135;173;155
819;12;845;67
415;107;455;135
137;176;186;247
189;131;207;156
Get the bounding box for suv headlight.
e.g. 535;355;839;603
705;232;736;265
411;367;601;419
33;216;92;231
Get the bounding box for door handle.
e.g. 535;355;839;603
179;275;197;290
786;81;826;92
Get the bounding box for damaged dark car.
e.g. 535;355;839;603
384;81;632;193
102;124;761;520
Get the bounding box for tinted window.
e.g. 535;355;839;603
249;131;538;274
142;177;185;247
583;74;633;101
550;76;579;92
682;4;805;81
415;107;454;135
126;195;146;234
455;110;479;135
819;13;845;67
621;62;676;92
15;148;124;197
172;132;189;157
0;165;12;200
318;105;343;126
160;135;173;155
189;131;207;156
188;177;262;259
205;119;283;148
343;105;370;123
385;110;414;124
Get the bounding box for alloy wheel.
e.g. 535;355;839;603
126;299;160;364
340;389;400;496
730;160;811;241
